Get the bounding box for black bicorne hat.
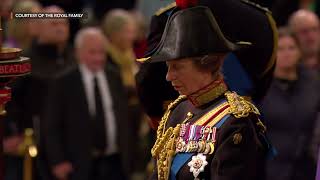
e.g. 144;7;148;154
144;6;250;63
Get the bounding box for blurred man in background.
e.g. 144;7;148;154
289;9;320;71
44;27;133;180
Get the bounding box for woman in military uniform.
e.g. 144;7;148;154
142;5;270;180
136;0;277;128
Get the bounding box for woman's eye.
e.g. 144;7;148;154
175;63;185;70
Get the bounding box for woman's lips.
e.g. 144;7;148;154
173;85;181;90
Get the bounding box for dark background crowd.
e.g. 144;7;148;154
1;0;320;180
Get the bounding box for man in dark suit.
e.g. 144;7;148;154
44;27;131;180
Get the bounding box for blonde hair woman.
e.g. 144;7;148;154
102;9;137;90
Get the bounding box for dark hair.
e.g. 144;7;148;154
191;54;226;77
278;26;299;44
278;26;301;52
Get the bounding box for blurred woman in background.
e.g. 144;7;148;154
259;27;320;180
102;9;137;91
102;9;146;177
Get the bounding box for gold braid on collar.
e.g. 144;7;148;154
187;78;228;107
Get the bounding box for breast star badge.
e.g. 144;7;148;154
187;153;208;179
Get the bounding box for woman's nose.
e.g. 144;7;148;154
166;68;175;82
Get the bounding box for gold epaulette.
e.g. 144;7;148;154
225;91;260;118
241;0;270;13
155;2;176;16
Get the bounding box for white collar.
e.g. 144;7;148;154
79;64;104;79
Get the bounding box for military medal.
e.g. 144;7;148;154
184;124;191;143
211;127;216;143
186;125;196;152
203;126;211;141
204;143;211;154
176;123;187;153
177;123;218;154
180;124;187;137
208;142;215;154
188;153;208;180
209;127;217;154
176;137;186;153
189;141;198;152
197;140;206;153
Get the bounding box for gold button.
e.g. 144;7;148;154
233;133;242;145
187;112;194;118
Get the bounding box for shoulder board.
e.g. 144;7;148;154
225;91;260;118
155;2;176;16
241;0;271;13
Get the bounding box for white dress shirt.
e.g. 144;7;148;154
79;64;117;155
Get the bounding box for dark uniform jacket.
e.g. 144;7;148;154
151;80;268;180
